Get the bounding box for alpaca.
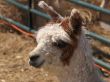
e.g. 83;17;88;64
29;1;103;82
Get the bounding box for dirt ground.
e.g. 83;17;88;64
0;31;60;82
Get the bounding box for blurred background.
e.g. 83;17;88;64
0;0;110;82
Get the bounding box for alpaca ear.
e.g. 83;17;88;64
38;1;63;21
61;9;83;36
69;9;83;34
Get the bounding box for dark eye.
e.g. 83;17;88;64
53;40;68;48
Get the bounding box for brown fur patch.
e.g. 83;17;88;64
60;17;72;35
60;35;78;65
60;12;83;65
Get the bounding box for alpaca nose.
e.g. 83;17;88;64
29;54;44;67
30;55;40;62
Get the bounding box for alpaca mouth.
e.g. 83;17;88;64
29;60;45;68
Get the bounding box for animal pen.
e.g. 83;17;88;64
1;0;110;79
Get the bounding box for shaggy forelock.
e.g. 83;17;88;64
37;24;71;44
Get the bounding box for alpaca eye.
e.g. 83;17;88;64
53;40;68;48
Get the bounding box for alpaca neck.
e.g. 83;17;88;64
57;33;103;82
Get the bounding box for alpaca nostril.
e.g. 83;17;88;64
30;55;40;62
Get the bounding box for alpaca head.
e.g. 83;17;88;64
29;1;83;67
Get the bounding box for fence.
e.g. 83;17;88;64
1;0;110;71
